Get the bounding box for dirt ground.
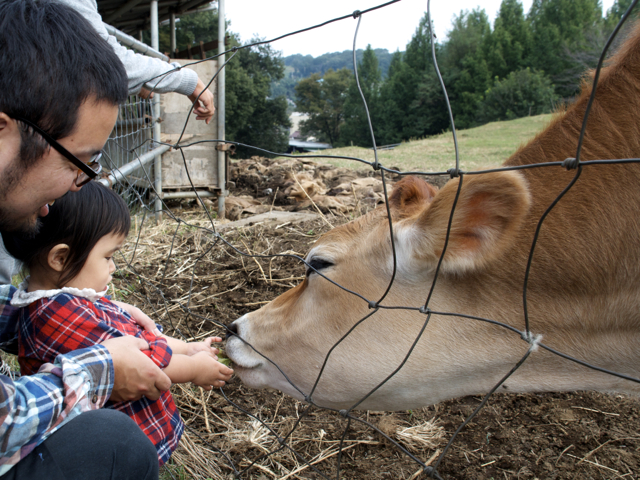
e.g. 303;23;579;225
112;158;640;480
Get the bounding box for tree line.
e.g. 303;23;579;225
295;0;637;148
147;0;635;157
286;49;394;78
271;49;395;100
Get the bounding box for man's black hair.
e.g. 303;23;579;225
3;182;131;287
0;0;128;167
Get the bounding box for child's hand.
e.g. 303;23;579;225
185;337;221;358
190;351;234;390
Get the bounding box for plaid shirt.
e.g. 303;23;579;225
0;284;113;476
17;292;183;465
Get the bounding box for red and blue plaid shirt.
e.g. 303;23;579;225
0;284;114;476
17;292;183;466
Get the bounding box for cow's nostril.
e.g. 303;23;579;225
225;322;238;339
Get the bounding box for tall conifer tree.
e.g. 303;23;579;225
340;45;382;147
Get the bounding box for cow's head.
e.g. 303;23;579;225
226;172;532;410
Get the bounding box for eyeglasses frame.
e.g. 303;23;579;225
9;115;103;186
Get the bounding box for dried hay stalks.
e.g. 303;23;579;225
377;414;445;454
168;430;225;480
395;419;445;453
168;381;446;480
166;407;445;480
228;420;274;452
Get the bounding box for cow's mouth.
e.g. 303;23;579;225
225;330;265;372
230;360;262;371
225;345;263;370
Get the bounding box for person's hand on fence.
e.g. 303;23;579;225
112;300;162;336
189;351;234;390
138;86;154;99
101;335;172;402
188;77;215;124
185;336;222;358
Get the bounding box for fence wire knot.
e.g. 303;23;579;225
352;10;361;19
419;305;431;315
368;301;377;309
339;409;349;418
447;167;461;178
423;466;436;478
563;157;580;170
521;331;543;352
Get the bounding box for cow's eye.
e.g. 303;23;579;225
306;258;334;277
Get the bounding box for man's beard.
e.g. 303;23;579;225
0;153;40;235
0;213;42;237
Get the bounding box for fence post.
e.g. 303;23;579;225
170;13;176;55
217;0;227;219
151;0;163;223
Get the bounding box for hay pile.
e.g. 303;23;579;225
222;156;399;220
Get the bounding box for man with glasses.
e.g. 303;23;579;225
7;116;104;187
0;1;171;478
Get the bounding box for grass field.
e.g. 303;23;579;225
299;113;554;173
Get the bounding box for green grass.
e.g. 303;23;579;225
294;114;554;173
160;462;216;480
159;464;188;480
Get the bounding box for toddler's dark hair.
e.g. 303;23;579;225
3;182;131;287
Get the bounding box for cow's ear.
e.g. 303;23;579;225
389;176;438;213
411;170;531;273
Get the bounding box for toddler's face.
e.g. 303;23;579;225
65;232;126;293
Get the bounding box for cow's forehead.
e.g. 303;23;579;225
311;207;390;252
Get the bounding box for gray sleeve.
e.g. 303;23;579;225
0;237;18;286
57;0;199;96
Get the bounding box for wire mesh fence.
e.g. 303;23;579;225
103;95;157;212
103;1;640;478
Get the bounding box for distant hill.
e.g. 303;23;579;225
285;48;396;78
271;48;399;101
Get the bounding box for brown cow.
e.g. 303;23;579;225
226;26;640;411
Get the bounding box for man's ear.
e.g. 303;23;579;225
0;113;22;142
48;244;70;272
0;113;20;159
0;111;17;129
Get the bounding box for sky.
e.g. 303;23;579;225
224;0;616;58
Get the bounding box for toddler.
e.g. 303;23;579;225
3;182;233;465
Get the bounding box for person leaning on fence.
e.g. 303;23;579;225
60;0;216;124
0;0;179;478
3;182;234;466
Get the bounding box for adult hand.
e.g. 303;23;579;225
112;300;161;336
138;86;155;99
188;77;215;124
101;336;171;402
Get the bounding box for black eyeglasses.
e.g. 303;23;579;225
10;115;103;187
